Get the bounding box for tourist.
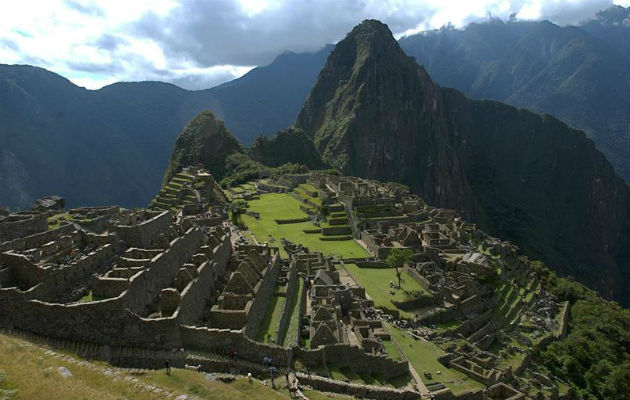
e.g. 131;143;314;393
165;360;171;376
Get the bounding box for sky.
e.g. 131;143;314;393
0;0;628;90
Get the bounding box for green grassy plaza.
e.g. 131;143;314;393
241;193;368;259
343;263;429;318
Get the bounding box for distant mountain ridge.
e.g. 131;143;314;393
1;7;627;212
0;45;332;210
398;6;630;181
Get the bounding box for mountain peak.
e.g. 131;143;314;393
162;110;243;184
296;19;472;211
349;19;393;37
343;19;405;62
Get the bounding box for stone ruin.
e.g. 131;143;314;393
0;168;571;400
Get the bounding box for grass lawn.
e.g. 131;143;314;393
256;294;286;344
343;264;428;318
241;194;368;259
381;339;403;361
47;213;73;229
282;280;304;347
77;291;105;303
387;324;485;395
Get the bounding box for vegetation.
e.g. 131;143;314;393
532;261;630;400
270;163;309;177
386;248;413;286
248;127;327;169
220;153;265;188
227;199;248;226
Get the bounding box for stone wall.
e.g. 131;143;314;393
39;243;117;301
321;226;352;236
176;235;231;325
114;211;172;248
196;215;223;227
0;224;75;253
91;276;129;298
0;267;11;286
293;344;409;380
0;285;184;349
180;326;291;366
406;265;432;290
0;213;48;242
75;215;110;233
122;228;204;314
295;373;421;400
393;294;435;310
0;242;118;302
354;261;389;268
0;227;205;349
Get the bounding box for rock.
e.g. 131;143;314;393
175;395;188;400
57;366;73;378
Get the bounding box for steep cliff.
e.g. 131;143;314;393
248;127;327;169
399;12;630;182
442;88;630;305
296;20;474;214
296;19;630;305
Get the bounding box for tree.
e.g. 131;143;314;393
387;248;413;287
228;199;248;226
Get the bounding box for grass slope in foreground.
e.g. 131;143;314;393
241;193;368;258
0;332;351;400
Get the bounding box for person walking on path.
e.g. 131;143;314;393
165;360;171;376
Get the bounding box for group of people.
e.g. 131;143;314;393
262;356;278;387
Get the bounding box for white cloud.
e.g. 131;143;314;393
0;0;624;90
